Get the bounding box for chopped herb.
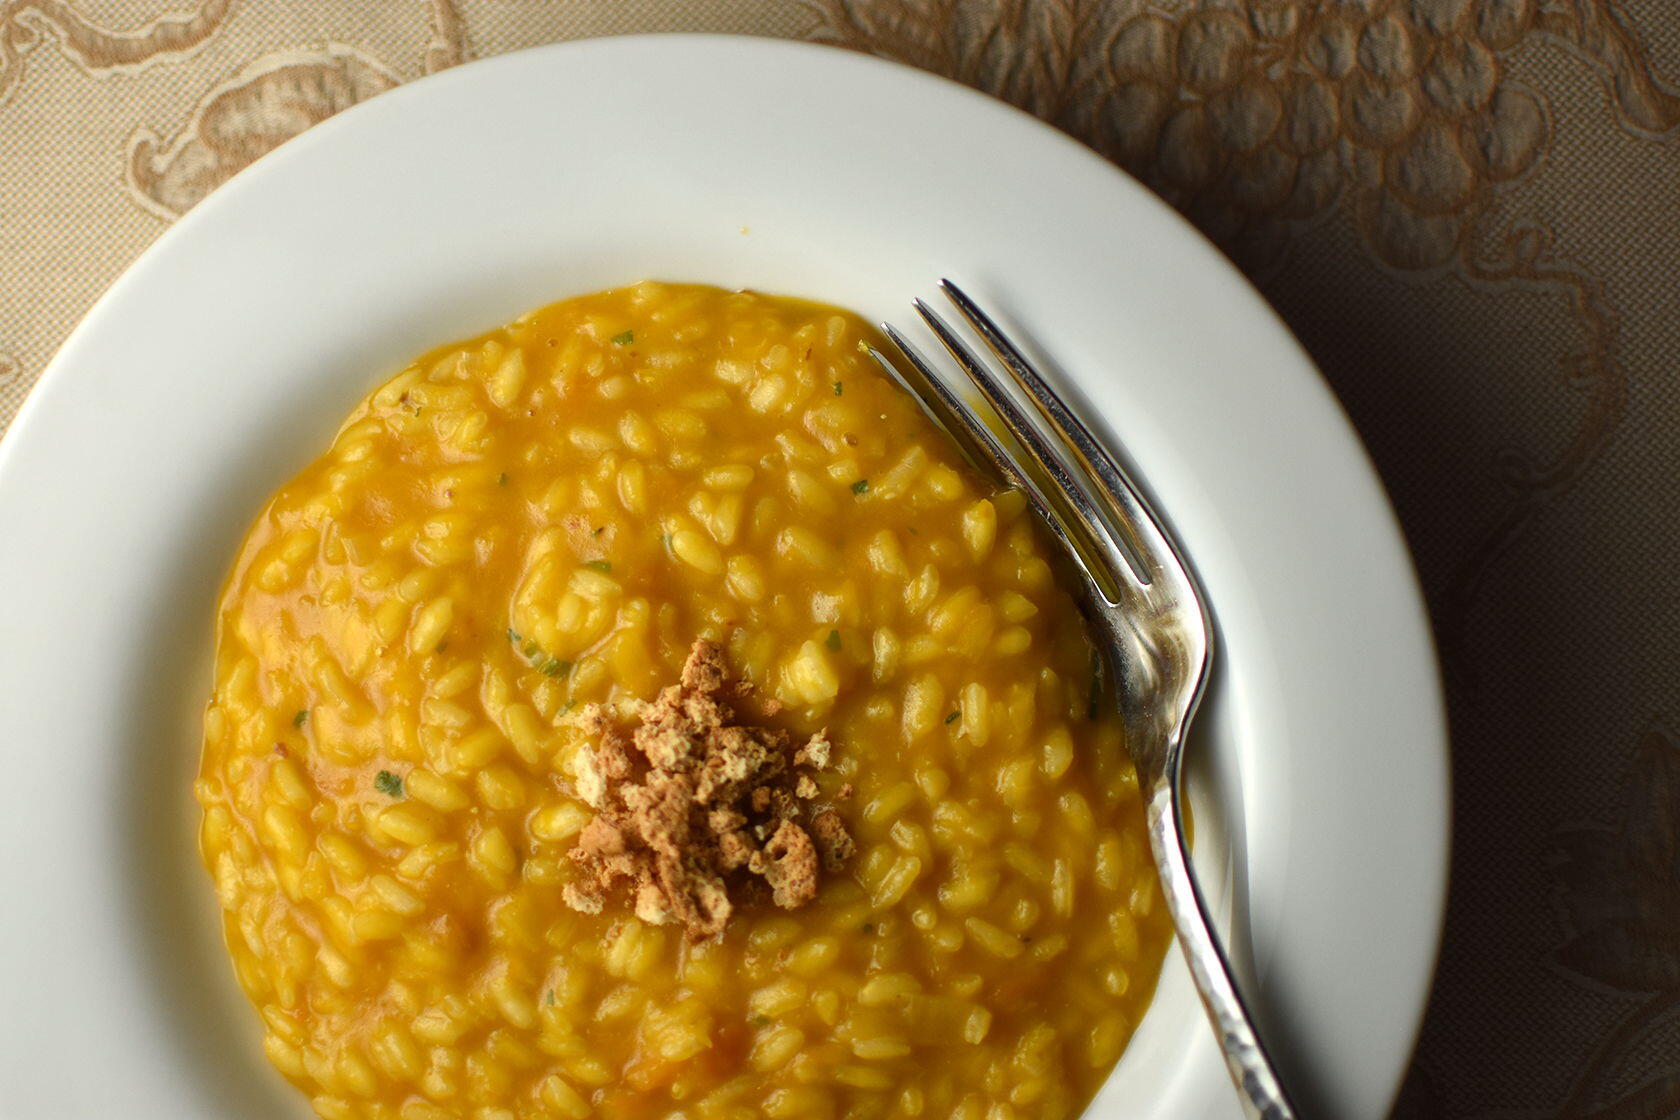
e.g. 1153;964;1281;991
506;627;522;644
850;479;869;495
292;709;309;727
586;559;613;574
945;711;960;725
434;640;449;654
610;329;634;346
751;1015;770;1027
833;381;844;396
862;922;875;933
546;990;556;1006
522;641;542;660
826;629;841;652
540;658;572;679
592;526;605;537
497;472;508;486
560;700;576;715
374;770;404;798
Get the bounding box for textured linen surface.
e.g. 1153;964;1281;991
2;2;1678;1117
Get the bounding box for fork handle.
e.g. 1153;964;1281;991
1146;780;1298;1120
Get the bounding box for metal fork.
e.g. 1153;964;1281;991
865;281;1297;1120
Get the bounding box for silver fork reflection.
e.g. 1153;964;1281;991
865;281;1297;1120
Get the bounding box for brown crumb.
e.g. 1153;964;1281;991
794;730;832;769
809;808;856;873
761;819;819;908
561;883;603;915
561;639;854;940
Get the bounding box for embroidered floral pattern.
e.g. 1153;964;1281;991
1548;725;1680;1117
124;0;465;219
124;46;403;220
0;0;232;105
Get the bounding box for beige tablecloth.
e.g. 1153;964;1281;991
4;2;1679;1116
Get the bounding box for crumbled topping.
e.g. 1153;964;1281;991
794;730;832;770
760;819;820;909
561;639;853;940
809;808;856;873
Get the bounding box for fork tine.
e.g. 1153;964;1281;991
867;329;1021;497
913;297;1144;596
866;330;1116;601
937;280;1173;585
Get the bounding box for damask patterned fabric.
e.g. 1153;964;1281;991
2;2;1677;1116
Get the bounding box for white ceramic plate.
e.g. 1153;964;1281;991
0;35;1447;1120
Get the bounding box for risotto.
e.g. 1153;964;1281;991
196;282;1173;1120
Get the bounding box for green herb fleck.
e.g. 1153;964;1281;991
560;700;576;715
610;329;634;346
826;629;841;652
434;640;449;654
586;559;612;574
292;709;309;728
592;526;605;537
497;472;509;486
522;641;543;660
540;658;572;679
945;711;960;725
546;990;556;1006
833;381;844;396
506;627;522;644
751;1015;770;1027
374;770;403;798
850;479;869;495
